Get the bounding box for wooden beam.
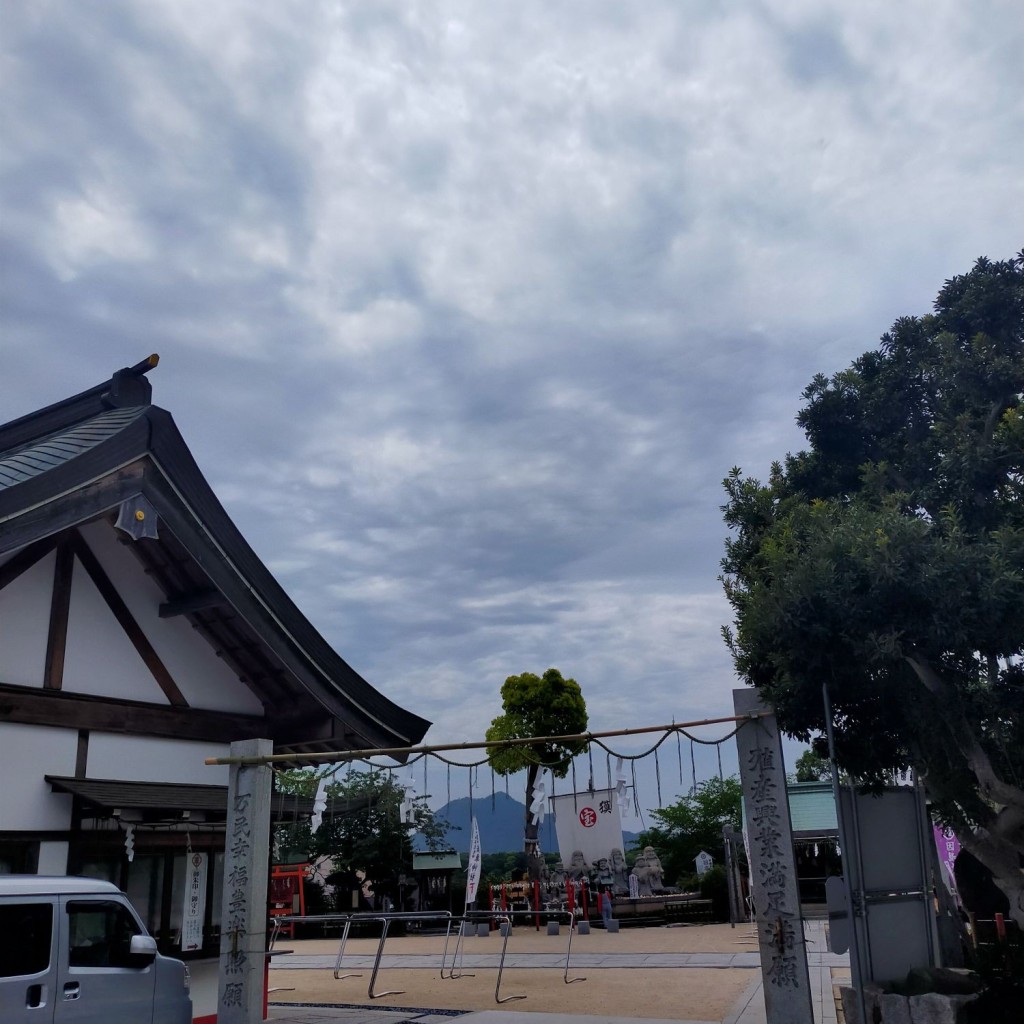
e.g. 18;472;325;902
159;588;227;618
69;531;189;708
0;682;269;744
270;710;335;740
75;729;89;778
0;535;57;591
0;462;147;556
0;830;83;843
44;540;75;690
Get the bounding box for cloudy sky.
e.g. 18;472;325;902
2;1;1022;809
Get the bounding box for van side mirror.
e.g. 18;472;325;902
128;933;158;966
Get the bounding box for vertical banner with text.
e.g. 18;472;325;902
181;851;208;951
466;817;482;907
932;825;961;901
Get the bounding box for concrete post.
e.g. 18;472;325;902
733;689;813;1024
217;738;273;1023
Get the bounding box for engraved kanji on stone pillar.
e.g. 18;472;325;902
733;689;813;1024
218;738;273;1024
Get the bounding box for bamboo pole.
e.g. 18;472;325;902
204;712;765;767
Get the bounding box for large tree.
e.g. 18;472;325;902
485;668;589;867
720;252;1024;924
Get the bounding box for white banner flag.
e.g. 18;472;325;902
551;788;625;869
181;852;208;951
465;817;482;906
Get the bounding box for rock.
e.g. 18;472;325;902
908;992;977;1024
841;983;883;1024
878;992;912;1024
905;966;982;996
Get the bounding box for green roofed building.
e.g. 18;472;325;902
413;850;463;913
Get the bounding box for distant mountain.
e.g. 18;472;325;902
422;791;639;854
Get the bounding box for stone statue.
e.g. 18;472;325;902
566;849;589;881
548;859;567;890
537;857;551;886
610;847;630;894
595;857;614;889
633;853;653;897
643;846;666;892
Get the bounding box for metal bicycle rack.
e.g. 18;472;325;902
443;908;586;1004
271;910;455;997
270;906;586;1004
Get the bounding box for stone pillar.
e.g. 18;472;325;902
217;738;273;1023
723;825;745;925
733;689;813;1024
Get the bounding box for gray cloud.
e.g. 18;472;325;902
3;0;1023;805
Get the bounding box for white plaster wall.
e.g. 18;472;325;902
75;522;265;714
86;734;232;787
0;548;54;687
0;722;77;829
62;559;169;702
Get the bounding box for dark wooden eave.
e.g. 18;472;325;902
45;775;372;822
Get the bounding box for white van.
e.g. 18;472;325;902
0;876;192;1023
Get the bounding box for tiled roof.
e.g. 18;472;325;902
46;775;231;814
45;775;366;822
0;407;147;489
412;851;464;871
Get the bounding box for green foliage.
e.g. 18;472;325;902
634;776;742;887
485;668;589;778
793;748;832;783
485;668;589;856
698;863;730;921
720;251;1024;921
273;766;450;897
480;851;525;887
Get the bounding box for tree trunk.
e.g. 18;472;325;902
904;653;1024;927
957;813;1024;930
